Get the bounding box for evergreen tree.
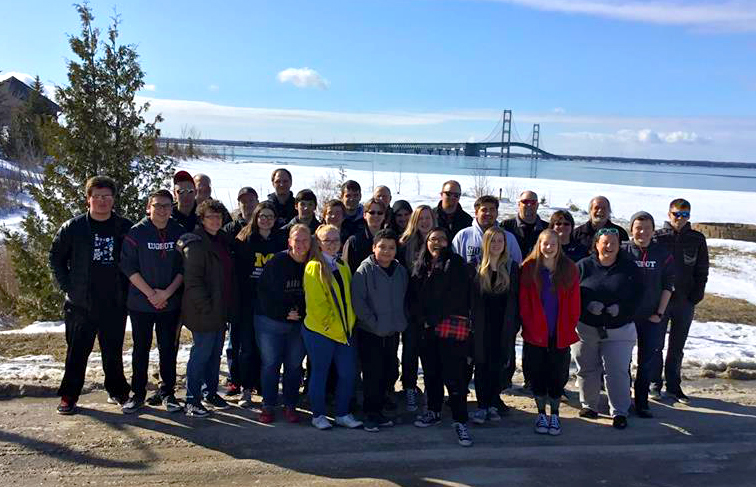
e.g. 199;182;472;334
1;3;175;321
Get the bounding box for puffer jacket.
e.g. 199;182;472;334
351;255;409;337
49;212;133;311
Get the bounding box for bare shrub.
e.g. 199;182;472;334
312;170;341;211
0;244;19;328
471;162;493;199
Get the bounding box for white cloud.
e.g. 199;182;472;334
277;67;330;89
552;107;566;114
208;84;219;92
483;0;756;32
142;84;156;92
559;128;711;145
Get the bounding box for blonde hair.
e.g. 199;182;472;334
523;228;576;291
477;227;511;294
399;205;436;266
287;224;317;262
311;224;341;286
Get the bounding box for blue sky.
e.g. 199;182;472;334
2;0;756;161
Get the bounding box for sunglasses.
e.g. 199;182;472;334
367;211;384;216
442;191;461;198
519;199;538;206
672;211;690;218
176;188;195;195
596;227;619;237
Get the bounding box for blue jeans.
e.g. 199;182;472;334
302;326;357;417
634;318;667;408
254;315;305;408
186;329;225;405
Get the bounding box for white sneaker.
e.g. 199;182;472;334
311;415;333;430
238;389;253;408
535;413;549;434
471;408;487;425
121;397;143;414
335;413;363;429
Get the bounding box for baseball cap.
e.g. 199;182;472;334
173;170;194;185
237;187;258;200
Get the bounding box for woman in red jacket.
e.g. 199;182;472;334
519;229;580;436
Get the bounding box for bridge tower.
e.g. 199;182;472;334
531;124;540;158
499;109;512;177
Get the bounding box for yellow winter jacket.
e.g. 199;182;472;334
303;259;356;344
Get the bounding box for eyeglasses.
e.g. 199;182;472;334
367;211;384;216
553;221;571;227
596;228;619;237
672;211;690;218
519;199;538;206
442;191;461;198
258;214;276;221
176;188;195;195
90;194;113;200
150;203;172;210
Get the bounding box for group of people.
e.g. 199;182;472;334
49;167;709;447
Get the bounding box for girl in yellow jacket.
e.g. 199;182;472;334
303;224;363;430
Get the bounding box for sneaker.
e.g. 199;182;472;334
535;413;550;434
375;413;394;428
649;386;663;401
672;390;691;404
405;388;419;412
612;415;628;429
202;394;229;410
414;410;442;428
492;399;510;415
238;389;253;408
185;403;209;418
122;396;144;414
548;414;562;436
283;406;300;423
259;407;275;424
636;408;653;419
146;391;163;406
57;397;76;415
471;408;487;425
107;393;129;406
453;422;473;447
312;415;333;430
578;407;599;419
162;394;183;413
363;420;380;432
225;382;241;397
487;406;502;422
335;413;363;429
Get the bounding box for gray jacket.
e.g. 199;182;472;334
351;255;409;337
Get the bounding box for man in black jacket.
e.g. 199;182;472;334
573;196;629;248
432;180;472;239
224;187;258;239
281;189;321;234
502;190;547;257
171;170;198;233
49;176;133;415
653;198;709;403
267;168;296;229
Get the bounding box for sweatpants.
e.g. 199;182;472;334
522;342;571;400
356;328;399;418
653;297;695;394
420;328;469;423
572;322;636;417
58;302;130;401
128;309;181;400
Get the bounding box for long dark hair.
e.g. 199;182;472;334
237;201;277;241
412;227;451;278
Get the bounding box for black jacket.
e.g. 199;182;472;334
223;214;248;240
654;222;709;304
562;238;589;262
433;202;473;239
621;239;675;320
502;215;547;257
573;220;629;249
233;230;287;313
281;215;321;235
256;250;307;322
343;225;376;274
171;201;197;233
49;212;133;311
267;191;296;229
577;253;642;328
470;263;520;363
408;250;471;330
120;217;185;313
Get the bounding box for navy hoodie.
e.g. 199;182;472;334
577;252;642;328
621;239;675;320
256;250;307;322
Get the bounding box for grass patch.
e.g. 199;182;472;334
0;328;194;360
696;294;756;326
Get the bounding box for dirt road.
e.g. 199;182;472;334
2;378;756;486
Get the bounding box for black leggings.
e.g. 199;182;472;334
522;342;571;399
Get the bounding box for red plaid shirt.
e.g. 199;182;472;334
435;315;471;341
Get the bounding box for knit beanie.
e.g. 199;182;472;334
629;211;655;230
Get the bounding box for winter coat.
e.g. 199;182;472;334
49;212;133;311
654;222;709;304
341;204;365;239
267;191;296;229
501;215;548;258
572;220;629;249
256;250;307;322
232;229;287;314
451;220;523;266
351;256;409;337
577;253;642;328
621;239;675;320
433;202;473;239
120;217;185;313
281;215;321;235
171;201;197;233
177;226;237;333
408;250;471;330
471;262;520;363
303;258;356;344
343;225;377;274
519;260;581;349
562;238;589;263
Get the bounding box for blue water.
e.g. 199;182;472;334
210;146;756;192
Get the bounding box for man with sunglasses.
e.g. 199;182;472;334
652;198;709;403
172;170;198;233
433;180;472;239
502;190;547;257
573;196;629;249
